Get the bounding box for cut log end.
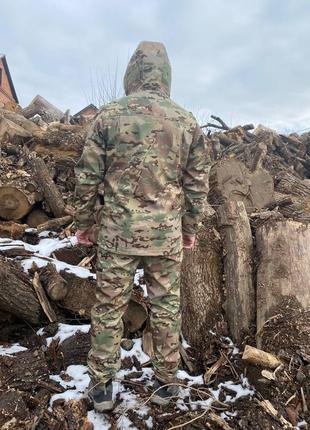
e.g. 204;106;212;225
0;186;32;220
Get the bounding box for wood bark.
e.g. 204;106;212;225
26;208;50;228
0;257;42;324
256;220;310;346
218;200;255;342
181;216;224;349
40;263;68;301
31;156;66;217
0;221;26;239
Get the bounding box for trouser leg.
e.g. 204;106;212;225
143;252;182;383
88;249;139;386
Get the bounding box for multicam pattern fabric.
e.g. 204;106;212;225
88;247;182;386
75;41;209;256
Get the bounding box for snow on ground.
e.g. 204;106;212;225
37;323;91;346
0;235;96;279
41;323;256;429
0;343;28;356
134;268;148;297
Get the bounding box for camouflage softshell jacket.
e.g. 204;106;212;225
75;41;209;255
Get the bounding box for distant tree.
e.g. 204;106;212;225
86;62;123;108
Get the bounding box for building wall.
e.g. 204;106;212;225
0;58;15;107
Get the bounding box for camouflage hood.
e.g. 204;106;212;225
124;41;171;97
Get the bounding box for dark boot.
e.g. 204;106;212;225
88;379;114;412
151;379;179;406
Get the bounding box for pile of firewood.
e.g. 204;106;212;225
1;109;310;345
0;108;310;427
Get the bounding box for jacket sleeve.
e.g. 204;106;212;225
74;119;106;230
182;125;209;235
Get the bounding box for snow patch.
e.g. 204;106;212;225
0;343;28;356
50;365;90;404
120;338;150;364
87;411;111;430
177;369;204;385
39;323;90;347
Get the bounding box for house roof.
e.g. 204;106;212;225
74;103;98;117
0;54;19;103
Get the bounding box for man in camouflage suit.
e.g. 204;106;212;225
75;41;208;411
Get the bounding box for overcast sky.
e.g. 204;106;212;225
1;0;310;132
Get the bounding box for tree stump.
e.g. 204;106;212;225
256;220;310;346
181;216;224;350
218;200;255;342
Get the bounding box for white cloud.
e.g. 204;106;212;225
1;0;310;130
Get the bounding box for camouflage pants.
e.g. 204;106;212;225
88;247;182;386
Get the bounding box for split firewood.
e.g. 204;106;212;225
40;263;68;301
36;215;73;233
218;201;255;342
32;272;57;322
257;399;292;428
208;412;234;430
0;221;27;239
26;208;50;228
242;345;282;369
31;156;66;217
256;219;310;346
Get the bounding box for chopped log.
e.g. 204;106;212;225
26;208;50;228
0;221;26;239
256;220;310;347
0;108;43;136
0;115;32;145
60;272;148;331
242;345;282;369
0;257;42;324
209;159;274;212
31;123;86;160
181;216;224;351
218;201;255;342
31;156;65;217
32;272;57;322
0;183;39;220
22;95;64;123
275;170;310;198
36;215;72;233
40;263;68;301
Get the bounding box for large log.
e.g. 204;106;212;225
22;95;64;123
209;159;274;212
218;200;255;342
256;220;310;346
31;156;66;217
181;216;224;350
0;257;42;324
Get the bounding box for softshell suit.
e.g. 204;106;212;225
75;41;209;386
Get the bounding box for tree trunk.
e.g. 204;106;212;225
218;200;255;342
256;220;310;346
0;258;42;324
181;216;224;349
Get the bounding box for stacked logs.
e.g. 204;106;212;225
181;116;310;361
1;109;310;363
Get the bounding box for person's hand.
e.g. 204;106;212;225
183;233;196;250
76;228;95;246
